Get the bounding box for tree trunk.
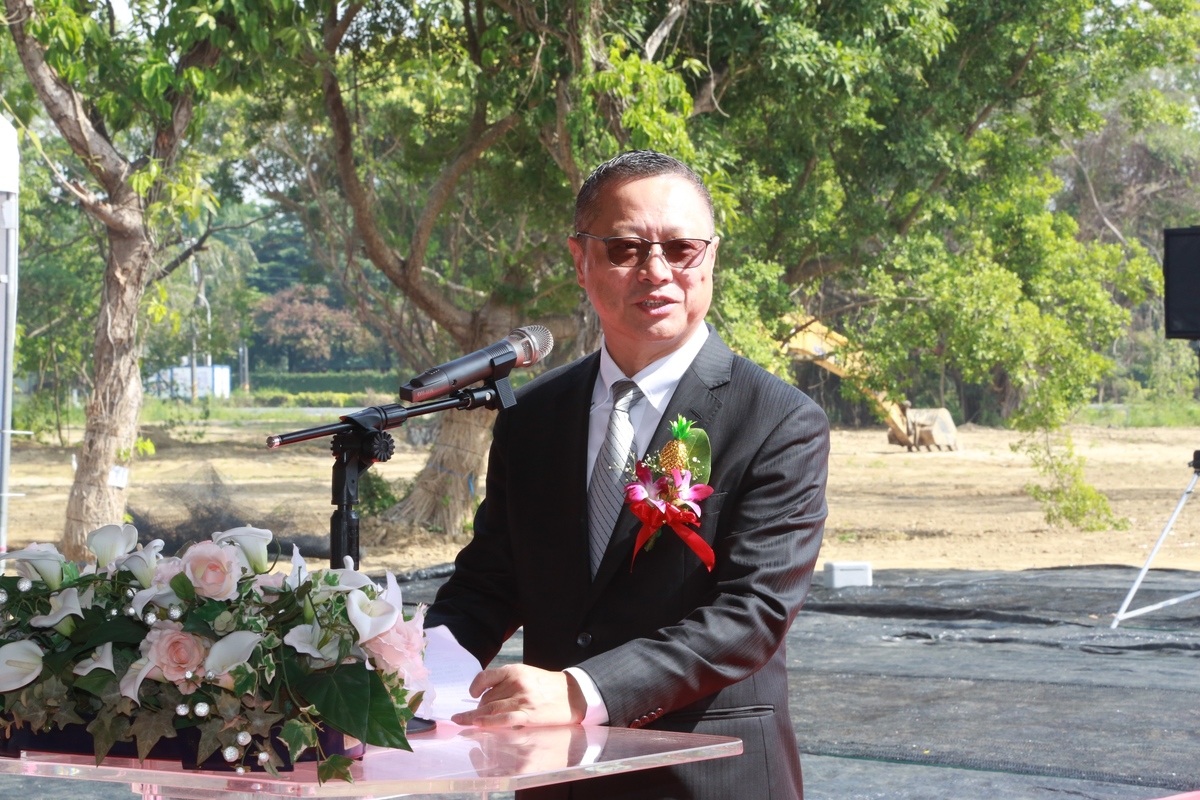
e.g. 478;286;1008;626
61;227;152;559
384;404;496;537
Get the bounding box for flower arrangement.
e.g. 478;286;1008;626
624;416;716;571
0;524;428;783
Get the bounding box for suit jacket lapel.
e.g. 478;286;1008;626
584;331;734;607
555;354;601;585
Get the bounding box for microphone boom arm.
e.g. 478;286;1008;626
265;377;517;568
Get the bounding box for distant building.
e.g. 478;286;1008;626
146;360;231;399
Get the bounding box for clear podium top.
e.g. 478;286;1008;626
0;723;741;798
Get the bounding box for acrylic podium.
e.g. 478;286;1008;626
0;723;741;799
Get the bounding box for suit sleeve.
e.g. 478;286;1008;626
577;395;829;727
422;408;523;669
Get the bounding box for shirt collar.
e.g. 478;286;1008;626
596;324;710;413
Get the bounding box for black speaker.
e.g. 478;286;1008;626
1163;227;1200;340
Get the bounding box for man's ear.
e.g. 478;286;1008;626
568;235;587;288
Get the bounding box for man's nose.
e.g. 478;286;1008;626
639;246;673;282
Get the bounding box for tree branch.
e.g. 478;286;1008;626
5;0;133;203
1067;145;1128;247
319;6;522;344
644;0;685;61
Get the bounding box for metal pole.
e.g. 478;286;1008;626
1112;466;1200;628
0;117;19;556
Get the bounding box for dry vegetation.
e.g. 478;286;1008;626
6;420;1198;574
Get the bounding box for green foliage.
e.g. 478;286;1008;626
1016;433;1128;531
356;470;400;518
247;390;376;408
1076;400;1200;428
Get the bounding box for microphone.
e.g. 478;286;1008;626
400;325;554;403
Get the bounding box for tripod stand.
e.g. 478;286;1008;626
1110;450;1200;628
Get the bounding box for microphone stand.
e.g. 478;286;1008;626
266;376;517;569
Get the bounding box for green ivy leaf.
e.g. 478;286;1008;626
170;572;196;602
79;615;147;649
73;668;117;698
279;718;318;762
317;753;356;785
130;705;178;760
296;663;410;750
195;717;225;764
86;712;131;765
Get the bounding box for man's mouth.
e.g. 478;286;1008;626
640;299;670;308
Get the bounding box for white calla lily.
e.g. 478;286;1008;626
6;543;66;590
212;526;274;574
29;587;84;635
120;656;156;703
285;545;308;590
345;589;399;644
382;570;403;608
321;558;375;593
73;642;115;676
131;585;182;617
283;619;340;666
115;539;164;587
86;523;139;569
0;640;44;692
204;631;262;676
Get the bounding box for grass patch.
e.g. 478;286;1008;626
1076;399;1200;427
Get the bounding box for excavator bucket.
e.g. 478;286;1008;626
889;407;958;451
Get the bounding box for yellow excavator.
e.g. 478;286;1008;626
784;317;959;451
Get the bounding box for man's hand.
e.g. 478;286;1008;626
451;664;587;727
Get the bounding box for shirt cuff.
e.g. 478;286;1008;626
564;666;610;726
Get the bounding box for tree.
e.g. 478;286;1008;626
253;284;381;372
234;0;1198;537
3;0;316;557
238;1;703;535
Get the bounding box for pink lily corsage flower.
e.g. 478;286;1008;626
625;463;665;511
624;463;716;573
664;469;713;515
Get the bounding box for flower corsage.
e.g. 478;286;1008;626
623;416;716;571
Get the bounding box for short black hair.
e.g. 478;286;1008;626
574;150;713;232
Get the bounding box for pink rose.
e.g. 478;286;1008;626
153;557;184;587
143;621;209;688
181;541;242;601
362;610;429;686
253;571;287;592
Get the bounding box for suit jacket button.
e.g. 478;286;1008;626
576;632;592;647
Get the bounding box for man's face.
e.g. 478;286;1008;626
569;174;719;376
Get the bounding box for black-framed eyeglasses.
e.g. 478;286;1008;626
574;232;713;270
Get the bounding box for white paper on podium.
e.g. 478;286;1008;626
421;625;485;721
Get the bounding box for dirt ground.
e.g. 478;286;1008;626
5;420;1199;574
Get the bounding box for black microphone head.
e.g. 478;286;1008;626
511;325;554;366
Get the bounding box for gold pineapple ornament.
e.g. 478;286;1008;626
657;415;711;484
660;416;694;473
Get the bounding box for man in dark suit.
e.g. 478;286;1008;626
425;150;829;799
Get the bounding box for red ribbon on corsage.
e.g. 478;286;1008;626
625;463;715;571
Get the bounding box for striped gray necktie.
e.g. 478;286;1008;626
588;379;643;577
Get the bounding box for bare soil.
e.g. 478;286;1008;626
6;420;1199;573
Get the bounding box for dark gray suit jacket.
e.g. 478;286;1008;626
426;331;829;799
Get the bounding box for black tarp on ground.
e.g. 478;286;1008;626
2;566;1197;799
788;567;1200;798
398;565;1200;799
